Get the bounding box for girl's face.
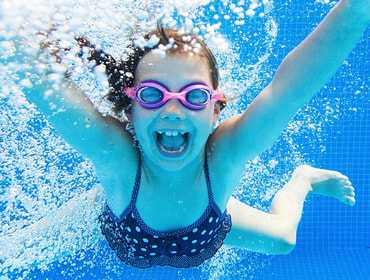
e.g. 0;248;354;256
130;51;220;171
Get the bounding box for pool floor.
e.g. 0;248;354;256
256;248;370;280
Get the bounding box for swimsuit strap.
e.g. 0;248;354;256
204;147;215;205
129;148;142;206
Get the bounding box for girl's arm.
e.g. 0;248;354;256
12;35;137;178
224;165;354;255
224;196;296;255
0;188;105;273
212;0;369;170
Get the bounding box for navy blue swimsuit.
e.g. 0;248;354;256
98;149;232;268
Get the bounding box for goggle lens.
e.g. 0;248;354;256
138;87;163;104
186;88;209;105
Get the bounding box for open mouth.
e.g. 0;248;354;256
154;130;190;157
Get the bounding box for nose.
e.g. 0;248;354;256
159;99;186;121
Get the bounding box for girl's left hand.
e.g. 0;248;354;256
292;165;356;206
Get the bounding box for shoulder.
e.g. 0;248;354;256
206;122;249;211
93;145;139;217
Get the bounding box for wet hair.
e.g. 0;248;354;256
76;22;227;120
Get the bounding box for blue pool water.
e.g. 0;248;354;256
1;0;369;279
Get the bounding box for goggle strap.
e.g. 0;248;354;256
123;87;136;98
211;90;226;102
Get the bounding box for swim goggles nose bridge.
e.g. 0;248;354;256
161;91;188;103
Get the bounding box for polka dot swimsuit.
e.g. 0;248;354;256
99;149;232;268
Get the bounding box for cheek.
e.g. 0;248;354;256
132;107;150;134
193;109;215;132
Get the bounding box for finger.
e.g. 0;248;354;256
332;176;348;183
334;172;349;180
345;196;356;206
347;190;356;197
343;188;355;195
340;177;351;183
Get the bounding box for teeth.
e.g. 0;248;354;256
157;130;187;136
165;131;178;136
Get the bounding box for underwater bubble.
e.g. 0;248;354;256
246;9;256;17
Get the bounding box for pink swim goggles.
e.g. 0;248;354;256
123;80;225;111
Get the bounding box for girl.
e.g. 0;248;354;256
3;0;368;270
